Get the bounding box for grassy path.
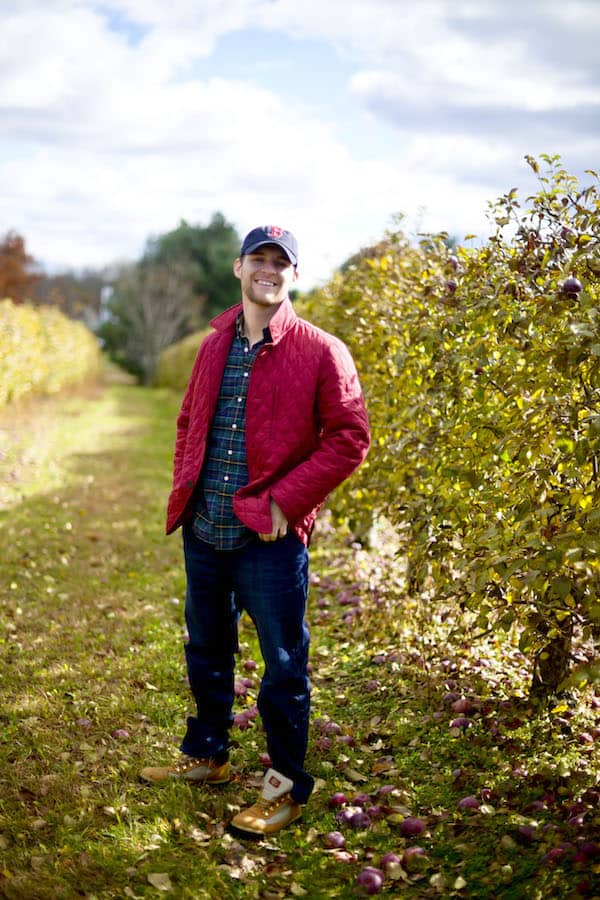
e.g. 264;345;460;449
0;382;598;899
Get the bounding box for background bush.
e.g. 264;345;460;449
0;299;101;408
153;327;211;391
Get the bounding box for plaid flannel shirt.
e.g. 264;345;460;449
192;315;271;550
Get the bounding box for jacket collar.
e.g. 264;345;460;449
210;297;297;345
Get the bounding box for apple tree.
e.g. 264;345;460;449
301;156;600;700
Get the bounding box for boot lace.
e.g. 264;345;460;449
256;792;292;815
173;756;209;774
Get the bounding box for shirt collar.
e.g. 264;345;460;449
212;298;297;344
236;312;272;344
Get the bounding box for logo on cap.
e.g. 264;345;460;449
265;226;283;239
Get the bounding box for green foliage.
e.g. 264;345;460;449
299;156;600;697
153;327;211;390
0;298;101;408
145;212;241;321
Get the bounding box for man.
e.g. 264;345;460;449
141;225;370;837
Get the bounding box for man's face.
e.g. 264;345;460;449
234;244;298;308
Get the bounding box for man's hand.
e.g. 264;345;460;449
258;499;288;542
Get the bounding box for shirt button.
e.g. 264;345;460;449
232;423;237;429
228;450;233;455
244;347;249;354
237;397;242;402
224;476;229;482
243;372;249;377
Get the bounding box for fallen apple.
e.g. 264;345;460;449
399;816;426;837
450;717;474;729
356;867;384;895
328;792;348;808
324;722;342;735
336;808;357;826
232;712;252;728
349;811;372;830
323;830;346;849
451;698;473;714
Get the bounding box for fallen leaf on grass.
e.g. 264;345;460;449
188;826;211;844
430;872;448;891
331;849;359;862
371;756;397;775
342;766;368;783
220;848;264;880
387;862;410;882
147;872;172;891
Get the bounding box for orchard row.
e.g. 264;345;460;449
300;155;600;699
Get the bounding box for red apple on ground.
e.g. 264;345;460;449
328;792;348;808
323;830;345;849
399;817;426;836
356;867;384;895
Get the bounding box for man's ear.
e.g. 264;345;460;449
292;267;299;282
233;257;242;279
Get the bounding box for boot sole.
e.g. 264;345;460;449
139;775;232;785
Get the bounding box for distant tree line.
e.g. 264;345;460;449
98;212;242;383
0;213;242;384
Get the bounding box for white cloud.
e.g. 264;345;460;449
0;0;598;288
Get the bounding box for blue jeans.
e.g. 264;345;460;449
180;524;314;804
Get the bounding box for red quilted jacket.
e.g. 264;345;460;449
166;298;370;545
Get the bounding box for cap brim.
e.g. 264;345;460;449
243;240;297;266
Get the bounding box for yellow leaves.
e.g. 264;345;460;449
570;492;593;510
0;299;101;409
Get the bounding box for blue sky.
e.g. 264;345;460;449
2;0;599;289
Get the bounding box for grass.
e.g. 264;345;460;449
0;377;598;899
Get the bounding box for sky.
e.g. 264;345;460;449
2;0;600;290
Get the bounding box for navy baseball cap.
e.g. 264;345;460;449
240;225;298;267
